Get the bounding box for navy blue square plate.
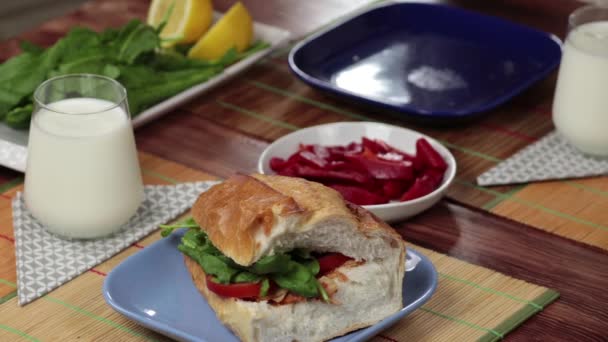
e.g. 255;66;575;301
289;2;562;120
103;230;437;341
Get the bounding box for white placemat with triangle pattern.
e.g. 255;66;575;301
477;131;608;186
12;181;220;305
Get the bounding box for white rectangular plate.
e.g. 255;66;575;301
0;17;291;173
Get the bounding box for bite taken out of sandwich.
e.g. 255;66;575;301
163;173;407;342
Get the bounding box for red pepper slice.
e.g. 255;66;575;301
400;174;436;201
381;180;410;200
363;137;416;163
205;276;262;298
290;164;371;184
327;142;362;157
345;153;414;181
425;168;445;188
318;253;353;276
281;151;324;169
329;184;389;205
275;164;298;177
299;143;362;162
269;157;287;172
416;138;447;171
297;143;314;153
362;137;389;154
298;150;328;168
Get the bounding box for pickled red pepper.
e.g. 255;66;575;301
270;137;448;205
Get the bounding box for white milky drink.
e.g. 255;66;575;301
553;21;608;156
24;97;144;239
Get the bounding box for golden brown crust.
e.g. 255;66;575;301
192;174;305;266
251;174;354;226
192;174;406;266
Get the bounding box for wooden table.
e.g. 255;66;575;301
1;0;607;341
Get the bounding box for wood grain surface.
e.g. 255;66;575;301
0;0;607;341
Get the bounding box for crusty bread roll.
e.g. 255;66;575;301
186;174;406;342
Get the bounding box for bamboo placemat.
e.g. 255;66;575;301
0;152;558;341
184;53;608;251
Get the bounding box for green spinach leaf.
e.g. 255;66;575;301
168;227;325;299
249;254;291;274
110;20;160;64
271;261;319;298
233;272;261;283
5;104;33;129
178;243;239;284
259;278;270;297
19;41;44;55
160;217;199;237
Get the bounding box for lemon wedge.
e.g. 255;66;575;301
147;0;213;46
188;2;253;61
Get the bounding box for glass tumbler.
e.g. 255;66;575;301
24;74;144;239
552;5;608;156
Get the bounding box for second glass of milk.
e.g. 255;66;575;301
553;5;608;157
25;74;144;239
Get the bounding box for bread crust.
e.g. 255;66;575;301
192;174;404;265
191;174;305;266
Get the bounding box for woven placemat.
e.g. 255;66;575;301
0;152;558;341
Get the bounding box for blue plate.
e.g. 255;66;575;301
289;2;562;120
103;230;438;342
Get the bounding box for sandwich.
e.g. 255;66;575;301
164;174;406;341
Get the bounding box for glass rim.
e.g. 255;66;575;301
33;73;127;116
569;4;608;29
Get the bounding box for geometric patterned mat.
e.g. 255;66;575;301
13;181;219;305
478;131;608;186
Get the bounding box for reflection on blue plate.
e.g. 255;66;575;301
103;230;438;342
289;3;562;120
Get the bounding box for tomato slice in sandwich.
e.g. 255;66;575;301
206;276;262;298
318;253;353;276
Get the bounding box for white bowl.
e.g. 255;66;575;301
257;122;456;222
